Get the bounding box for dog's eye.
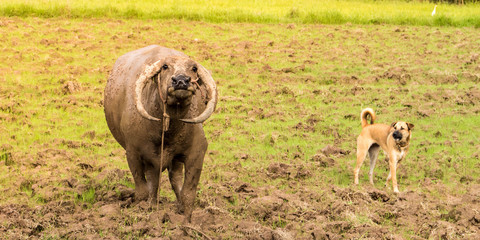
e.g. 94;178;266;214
192;66;197;72
162;64;168;70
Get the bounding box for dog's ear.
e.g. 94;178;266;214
407;123;414;130
390;122;397;128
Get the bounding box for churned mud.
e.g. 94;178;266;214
1;176;479;239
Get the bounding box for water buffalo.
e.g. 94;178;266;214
104;45;217;222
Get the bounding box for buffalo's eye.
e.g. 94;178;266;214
192;66;197;72
162;64;168;70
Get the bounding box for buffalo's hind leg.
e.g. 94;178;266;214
168;158;184;212
126;148;148;201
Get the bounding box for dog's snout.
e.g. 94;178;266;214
171;75;191;89
392;131;402;140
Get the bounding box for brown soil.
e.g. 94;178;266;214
2;182;479;239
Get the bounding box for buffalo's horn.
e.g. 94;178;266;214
180;64;217;123
135;60;163;121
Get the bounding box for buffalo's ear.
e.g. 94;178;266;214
390;122;397;128
407;123;414;130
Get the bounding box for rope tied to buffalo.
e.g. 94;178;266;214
156;74;170;210
191;76;205;99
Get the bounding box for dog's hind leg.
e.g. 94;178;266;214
354;139;370;185
368;144;380;185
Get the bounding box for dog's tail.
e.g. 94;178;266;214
360;108;375;128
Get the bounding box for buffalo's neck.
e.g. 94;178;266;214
162;100;199;132
161;119;196;154
165;104;191;120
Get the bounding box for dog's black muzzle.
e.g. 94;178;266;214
171;75;191;90
393;131;403;140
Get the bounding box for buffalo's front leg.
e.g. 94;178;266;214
126;148;148;201
145;163;159;203
180;142;207;222
142;145;173;204
169;160;184;207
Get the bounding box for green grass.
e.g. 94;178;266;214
1;0;480;27
79;188;96;206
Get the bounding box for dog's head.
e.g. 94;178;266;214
390;122;414;146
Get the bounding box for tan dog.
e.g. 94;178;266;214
353;108;414;193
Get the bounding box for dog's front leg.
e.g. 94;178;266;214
388;152;399;193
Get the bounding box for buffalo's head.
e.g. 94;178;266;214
134;56;217;123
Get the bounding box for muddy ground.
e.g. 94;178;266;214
0;17;480;239
2;179;480;239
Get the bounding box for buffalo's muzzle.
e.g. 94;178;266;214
172;75;191;90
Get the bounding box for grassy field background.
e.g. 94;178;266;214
0;0;480;239
1;0;480;26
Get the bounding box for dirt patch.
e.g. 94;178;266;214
247;196;284;220
380;67;411;85
321;145;349;157
62;81;82;94
267;162;311;179
310;153;336;167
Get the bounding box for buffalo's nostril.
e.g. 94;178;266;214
172;75;191;90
